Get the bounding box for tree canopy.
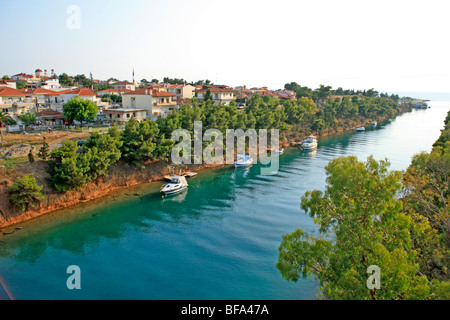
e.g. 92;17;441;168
277;155;448;300
62;97;98;125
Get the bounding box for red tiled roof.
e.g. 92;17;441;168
12;73;34;78
196;85;235;94
152;90;176;97
123;88;176;97
112;81;134;86
58;88;97;96
25;88;59;95
0;88;27;96
98;88;133;94
36;110;64;118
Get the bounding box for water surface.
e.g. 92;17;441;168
0;100;448;300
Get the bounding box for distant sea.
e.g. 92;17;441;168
390;92;450;101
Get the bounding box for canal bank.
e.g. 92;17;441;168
0;111;403;229
0;100;448;299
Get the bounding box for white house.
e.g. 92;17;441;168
11;73;34;81
103;108;147;124
112;81;136;91
0;80;17;89
196;85;236;106
48;87;98;112
122;88;177;120
40;78;62;90
167;84;196;100
0;87;35;116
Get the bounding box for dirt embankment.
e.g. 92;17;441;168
0;111;406;229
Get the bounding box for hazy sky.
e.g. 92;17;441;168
1;0;449;92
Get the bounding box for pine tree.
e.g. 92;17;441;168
38;136;50;160
8;174;45;211
28;147;35;163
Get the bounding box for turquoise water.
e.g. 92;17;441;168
0;101;449;300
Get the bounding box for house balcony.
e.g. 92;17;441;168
14;101;36;108
153;101;177;107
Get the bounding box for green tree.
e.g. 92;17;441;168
8;174;45;212
204;88;213;102
121;118;160;166
16;80;26;89
316;85;332;99
83;127;123;180
48;140;90;192
63;97;98;125
18;113;39;126
38;137;50;160
277;156;435;300
155;136;175;161
59;73;74;86
0;111;16;146
28;148;35;163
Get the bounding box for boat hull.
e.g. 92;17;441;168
302;143;318;150
234;160;253;168
161;185;188;195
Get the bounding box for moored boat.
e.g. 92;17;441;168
302;136;318;150
234;154;254;168
356;127;366;132
161;176;188;195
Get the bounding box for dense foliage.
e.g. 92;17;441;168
120;118;160;166
8;174;45;212
62;97;98;125
48;128;122;192
402;110;450;282
277;110;450;300
18;113;39;126
47;86;408;194
0;111;16;127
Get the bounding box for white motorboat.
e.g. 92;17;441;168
275;148;284;154
234;154;254;168
356;127;366;132
161;176;188;195
302;136;318;150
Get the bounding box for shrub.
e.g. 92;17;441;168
8;174;45;211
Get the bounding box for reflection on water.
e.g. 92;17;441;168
0;101;448;300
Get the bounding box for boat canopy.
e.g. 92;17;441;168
236;155;252;161
303;136;317;141
170;176;187;184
